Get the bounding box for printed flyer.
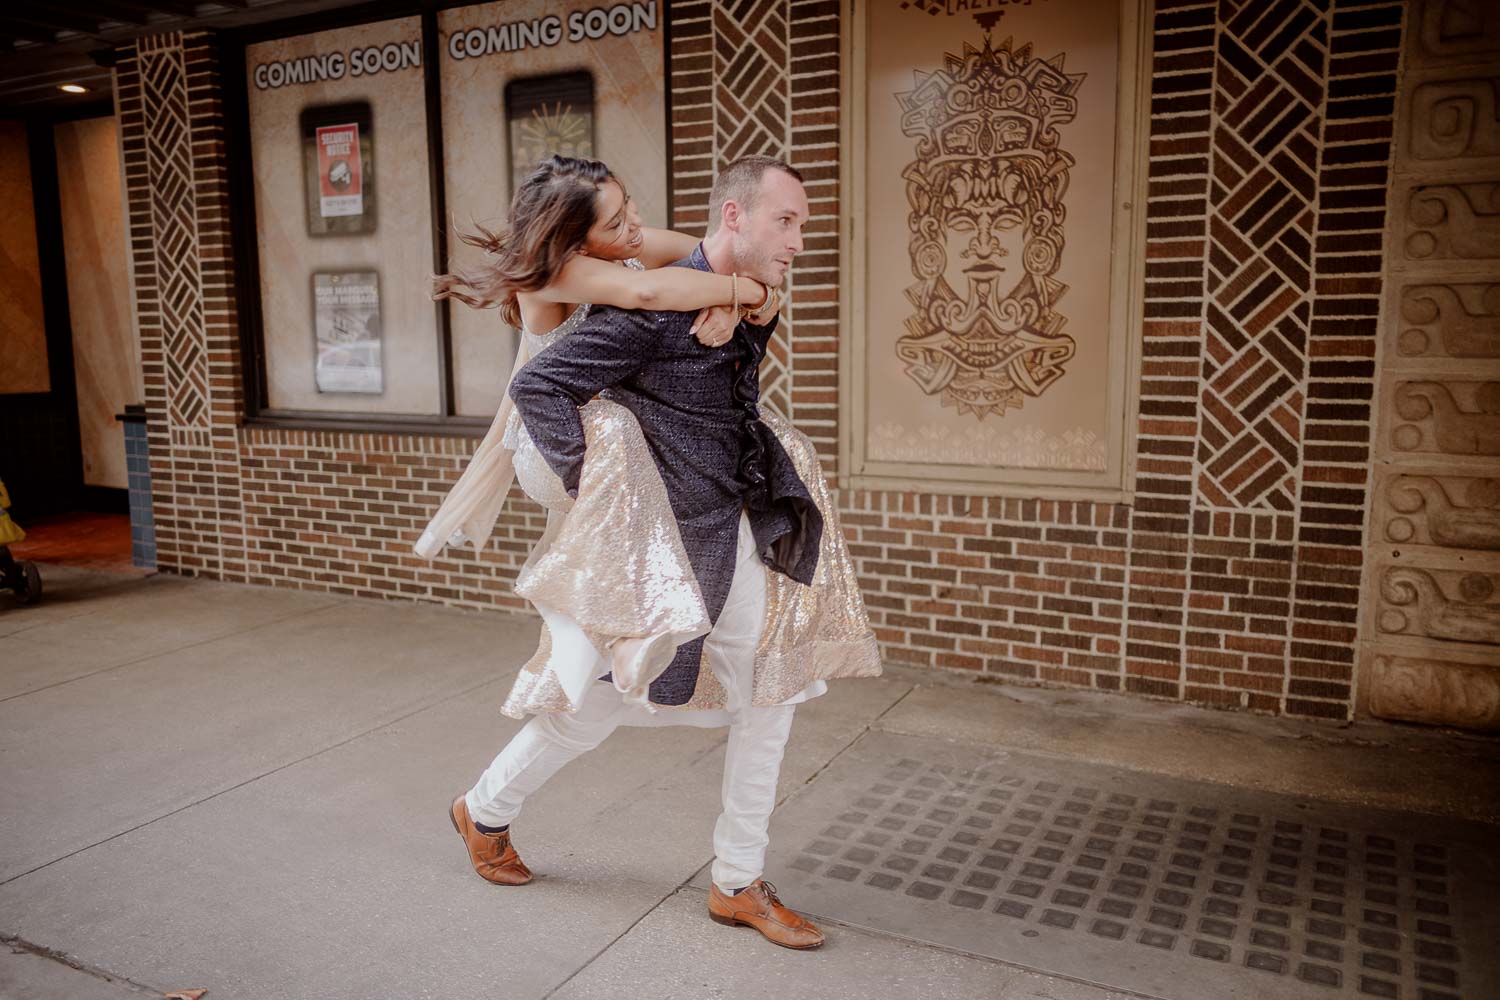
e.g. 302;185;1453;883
313;271;382;393
315;123;363;218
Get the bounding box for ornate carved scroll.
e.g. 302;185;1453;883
1368;654;1500;730
1391;381;1500;455
1397;283;1500;358
1384;474;1500;548
1412;77;1500;160
1405;182;1500;261
1378;566;1500;644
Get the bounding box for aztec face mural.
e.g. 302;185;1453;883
895;35;1085;420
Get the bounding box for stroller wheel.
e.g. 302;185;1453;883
17;560;41;604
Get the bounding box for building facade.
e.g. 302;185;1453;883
105;0;1500;728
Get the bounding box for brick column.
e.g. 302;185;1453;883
116;32;247;580
668;0;828;426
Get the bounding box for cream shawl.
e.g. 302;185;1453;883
413;336;530;559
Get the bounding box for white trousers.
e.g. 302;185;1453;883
466;513;803;891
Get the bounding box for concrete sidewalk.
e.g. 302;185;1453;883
1;567;1496;1000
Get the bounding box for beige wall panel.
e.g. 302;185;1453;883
1361;0;1500;730
0;121;50;395
437;0;667;417
55;116;137;489
247;16;440;414
847;1;1144;494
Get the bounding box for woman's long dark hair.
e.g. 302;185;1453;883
433;155;614;327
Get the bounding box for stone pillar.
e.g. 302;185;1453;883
1362;1;1500;730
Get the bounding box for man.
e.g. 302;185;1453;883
448;155;880;950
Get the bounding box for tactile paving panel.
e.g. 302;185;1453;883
719;733;1499;1000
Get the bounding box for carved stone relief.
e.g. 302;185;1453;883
1383;474;1500;548
1367;653;1500;731
1390;380;1500;455
1411;77;1500;159
1396;283;1500;359
1378;566;1500;644
1404;182;1500;260
1415;0;1500;64
1364;2;1500;731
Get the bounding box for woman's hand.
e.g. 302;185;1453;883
691;305;738;348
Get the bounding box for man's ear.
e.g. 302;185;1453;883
720;199;742;233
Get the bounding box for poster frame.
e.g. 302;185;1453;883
300;102;376;236
839;0;1153;501
311;269;384;394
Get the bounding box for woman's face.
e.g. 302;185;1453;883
583;178;643;260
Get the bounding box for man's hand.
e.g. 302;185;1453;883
691;305;738;348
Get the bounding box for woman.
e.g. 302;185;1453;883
418;155;783;704
435;155;776;355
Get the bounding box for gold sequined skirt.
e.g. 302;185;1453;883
501;403;882;718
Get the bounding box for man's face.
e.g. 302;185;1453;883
731;169;809;287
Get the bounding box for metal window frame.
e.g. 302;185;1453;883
223;0;674;440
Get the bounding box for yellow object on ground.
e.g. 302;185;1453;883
0;479;26;545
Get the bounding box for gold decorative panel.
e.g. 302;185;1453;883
846;0;1145;495
0;121;48;395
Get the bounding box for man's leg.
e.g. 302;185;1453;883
710;701;795;889
701;513;823;948
465;676;624;828
454;603;624;884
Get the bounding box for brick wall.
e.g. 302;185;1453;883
117;32;557;609
117;2;1407;722
711;0;1404;722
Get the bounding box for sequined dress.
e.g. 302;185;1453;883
499;267;714;710
500;300;591;510
498;259;882;719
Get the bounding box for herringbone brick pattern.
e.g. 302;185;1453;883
1197;0;1329;512
138;36;209;432
713;0;789;163
713;0;794;418
119;33;247;581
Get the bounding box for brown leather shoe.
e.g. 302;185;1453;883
708;880;824;949
448;795;533;885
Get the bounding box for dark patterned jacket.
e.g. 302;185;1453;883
508;245;824;705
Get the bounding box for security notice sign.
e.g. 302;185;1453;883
313;271;382;393
315;123;363;217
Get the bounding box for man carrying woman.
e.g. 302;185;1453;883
419;154;880;949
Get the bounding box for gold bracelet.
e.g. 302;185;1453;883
731;272;740;315
749;285;780;322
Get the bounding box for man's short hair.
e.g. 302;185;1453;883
707;155;804;234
